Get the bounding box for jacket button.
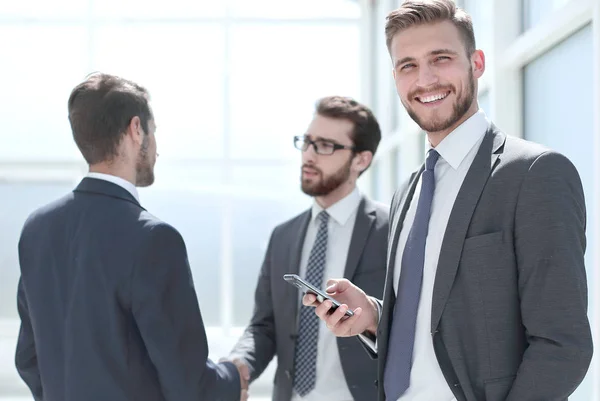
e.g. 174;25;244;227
453;382;461;387
285;370;292;379
373;380;378;387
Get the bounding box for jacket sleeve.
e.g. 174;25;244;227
229;228;278;381
506;151;593;400
132;223;241;401
15;275;44;401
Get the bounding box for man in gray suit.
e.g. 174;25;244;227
226;96;388;401
305;1;593;401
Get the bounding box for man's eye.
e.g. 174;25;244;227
318;142;335;150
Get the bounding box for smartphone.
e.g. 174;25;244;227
283;273;354;317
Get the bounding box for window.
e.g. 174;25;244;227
478;89;492;119
522;24;594;401
1;0;362;331
229;24;360;160
461;0;493;56
522;0;575;31
0;26;87;162
92;24;227;160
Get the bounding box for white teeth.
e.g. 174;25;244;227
420;93;448;103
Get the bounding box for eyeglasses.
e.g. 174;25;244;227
293;135;355;155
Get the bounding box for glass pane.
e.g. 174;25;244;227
231;194;309;326
151;162;226;189
0;0;87;18
139;187;223;326
0;26;89;162
0;182;75;319
93;0;226;18
462;0;493;56
91;24;225;160
229;24;361;160
230;163;308;195
478;90;491;120
522;0;574;31
230;0;360;19
523;24;594;400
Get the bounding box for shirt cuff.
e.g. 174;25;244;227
357;297;382;353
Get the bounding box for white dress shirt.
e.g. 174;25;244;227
391;110;489;401
86;172;140;203
291;187;361;401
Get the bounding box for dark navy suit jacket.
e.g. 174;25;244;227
15;177;240;401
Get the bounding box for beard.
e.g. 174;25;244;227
403;68;475;133
301;156;352;197
135;135;154;187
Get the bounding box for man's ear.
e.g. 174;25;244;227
354;150;373;174
127;116;144;146
471;49;485;79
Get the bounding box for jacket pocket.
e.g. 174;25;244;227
463;231;503;252
483;375;516;401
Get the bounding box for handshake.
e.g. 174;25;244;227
220;357;250;401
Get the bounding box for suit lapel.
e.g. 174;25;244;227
289;211;311;276
283;210;311;315
387;171;420;268
430;126;506;333
378;171;421;368
343;197;375;280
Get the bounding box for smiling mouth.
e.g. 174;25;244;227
416;91;451;104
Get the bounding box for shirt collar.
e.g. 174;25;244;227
311;187;361;226
432;109;489;170
86;172;140;203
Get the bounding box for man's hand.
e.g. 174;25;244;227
302;278;379;337
219;358;250;401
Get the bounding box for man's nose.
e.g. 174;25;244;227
416;64;439;88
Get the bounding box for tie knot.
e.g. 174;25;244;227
318;211;329;225
425;149;440;171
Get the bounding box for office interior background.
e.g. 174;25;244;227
0;0;599;399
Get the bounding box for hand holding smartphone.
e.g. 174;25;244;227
283;273;354;317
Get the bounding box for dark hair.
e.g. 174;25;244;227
385;0;476;57
315;95;382;158
67;72;153;164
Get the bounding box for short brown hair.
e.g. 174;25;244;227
68;72;153;165
316;96;381;158
385;0;475;57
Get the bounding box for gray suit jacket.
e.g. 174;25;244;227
372;125;593;401
230;195;388;401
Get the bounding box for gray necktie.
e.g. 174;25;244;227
293;211;329;397
384;149;440;400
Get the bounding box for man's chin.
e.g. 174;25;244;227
136;174;155;188
301;182;326;197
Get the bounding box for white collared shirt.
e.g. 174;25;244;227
86;172;140;203
292;187;361;401
392;110;489;401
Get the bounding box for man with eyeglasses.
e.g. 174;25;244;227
225;96;389;401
